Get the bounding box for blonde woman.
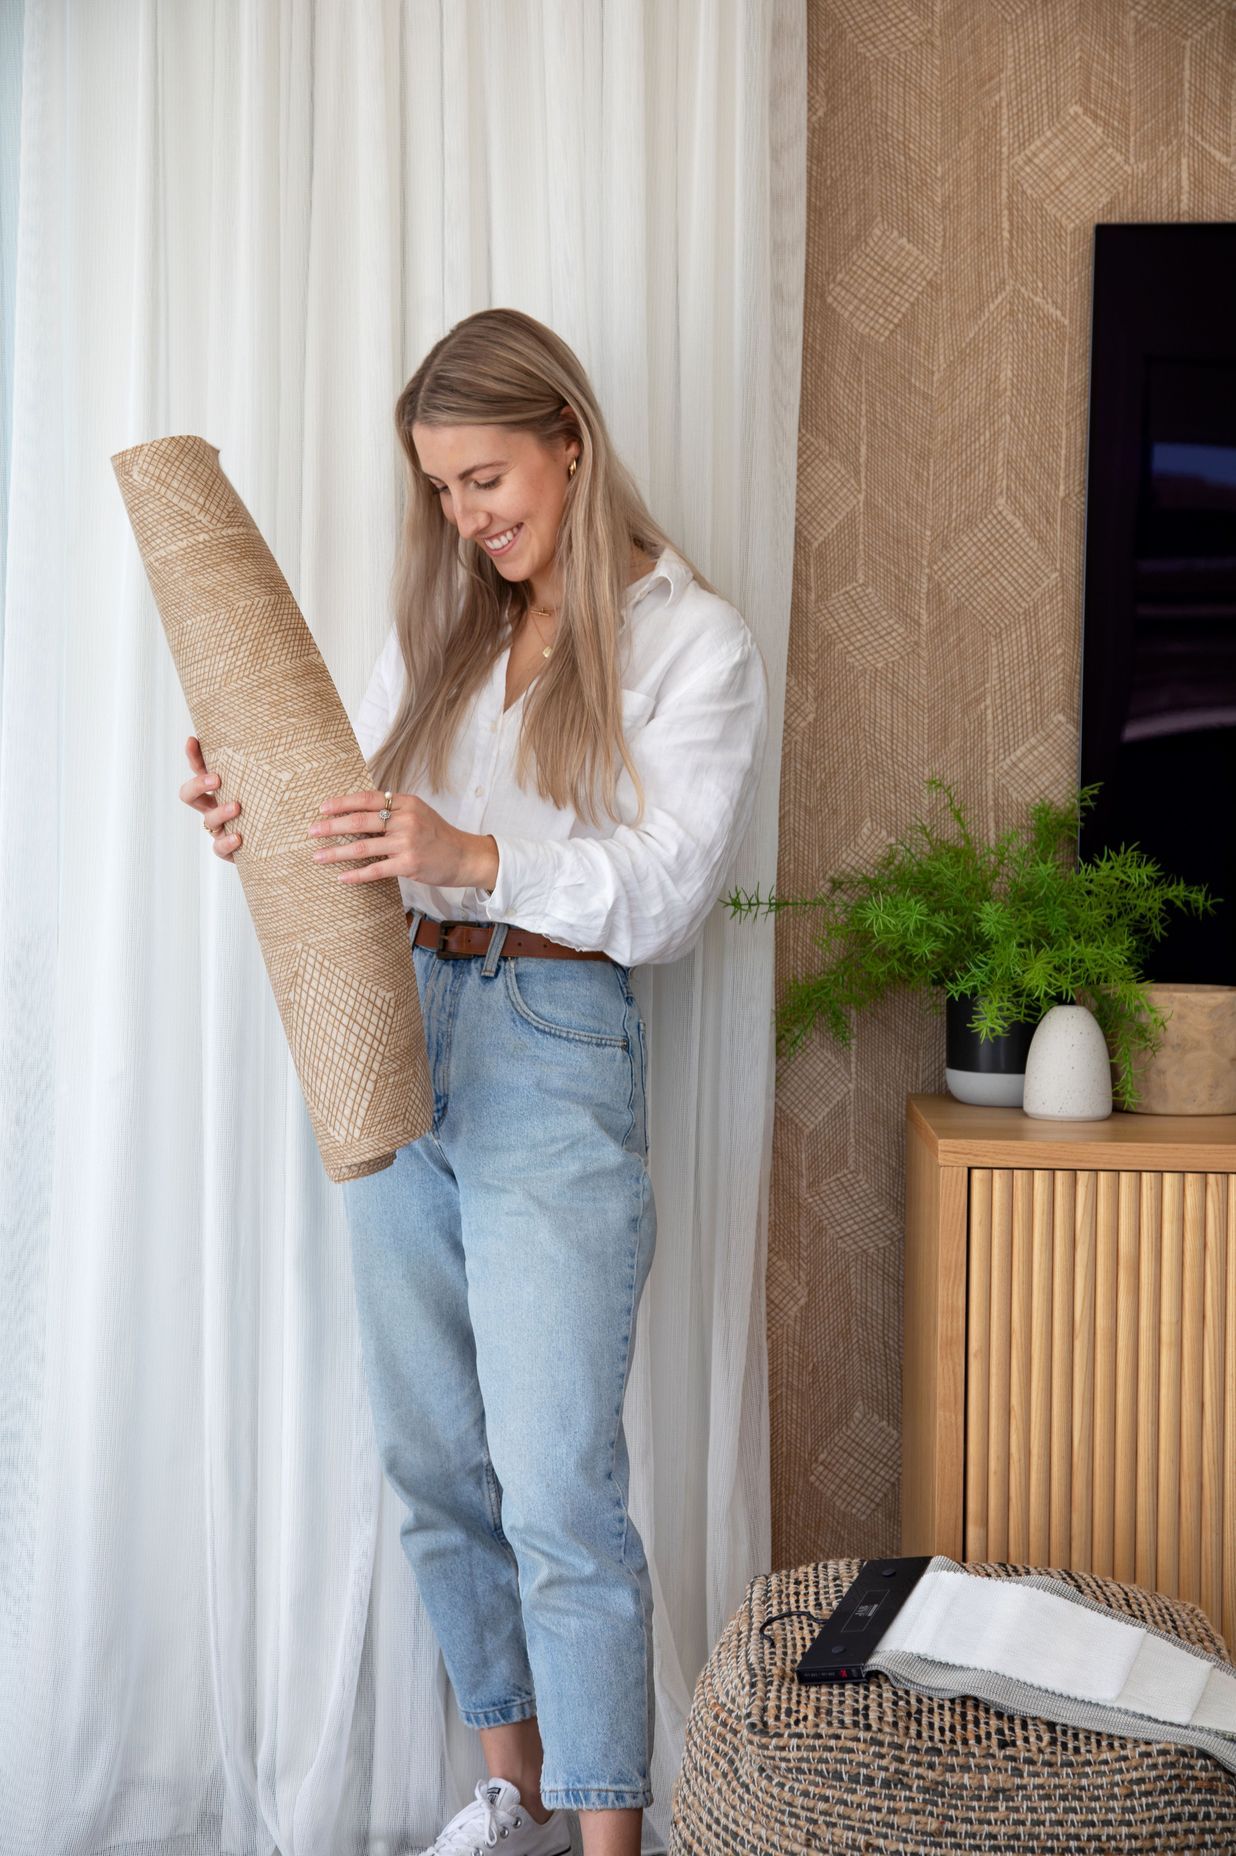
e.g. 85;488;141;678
180;308;768;1856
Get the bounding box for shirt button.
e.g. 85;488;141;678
474;786;483;796
489;721;496;732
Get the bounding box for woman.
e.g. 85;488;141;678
180;308;768;1856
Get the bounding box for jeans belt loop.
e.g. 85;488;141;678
480;921;509;978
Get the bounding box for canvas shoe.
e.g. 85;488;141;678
421;1776;573;1855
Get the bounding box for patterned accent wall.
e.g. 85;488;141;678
772;0;1236;1565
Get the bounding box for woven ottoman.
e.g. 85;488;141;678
668;1558;1236;1854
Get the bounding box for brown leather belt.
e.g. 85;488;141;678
407;912;612;963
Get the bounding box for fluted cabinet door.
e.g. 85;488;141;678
963;1166;1234;1653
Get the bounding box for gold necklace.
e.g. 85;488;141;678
526;602;558;659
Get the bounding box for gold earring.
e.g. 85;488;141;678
568;456;578;479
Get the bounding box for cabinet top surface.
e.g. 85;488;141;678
908;1093;1236;1170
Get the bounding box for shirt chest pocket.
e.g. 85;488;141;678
612;688;656;819
620;687;655;736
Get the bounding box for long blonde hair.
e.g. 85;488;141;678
364;307;718;830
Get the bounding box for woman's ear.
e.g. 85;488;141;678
559;405;581;467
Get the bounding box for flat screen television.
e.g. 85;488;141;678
1079;222;1236;984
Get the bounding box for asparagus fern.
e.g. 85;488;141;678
725;778;1216;1111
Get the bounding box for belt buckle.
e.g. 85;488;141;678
434;918;475;960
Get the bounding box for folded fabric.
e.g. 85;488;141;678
872;1556;1236;1777
111;433;432;1182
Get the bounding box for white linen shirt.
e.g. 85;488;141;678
348;546;768;967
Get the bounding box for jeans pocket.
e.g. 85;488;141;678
502;955;630;1047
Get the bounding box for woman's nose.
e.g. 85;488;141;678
455;503;488;538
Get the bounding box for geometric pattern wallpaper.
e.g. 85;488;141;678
771;0;1236;1567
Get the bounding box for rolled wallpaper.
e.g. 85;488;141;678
111;433;433;1182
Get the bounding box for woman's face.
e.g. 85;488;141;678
413;420;580;588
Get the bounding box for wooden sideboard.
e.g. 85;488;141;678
902;1092;1236;1653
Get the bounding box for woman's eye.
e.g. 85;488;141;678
431;476;502;495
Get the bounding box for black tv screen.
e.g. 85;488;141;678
1079;224;1236;984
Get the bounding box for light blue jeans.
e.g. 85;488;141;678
340;912;657;1813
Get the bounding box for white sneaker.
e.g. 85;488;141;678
422;1776;573;1855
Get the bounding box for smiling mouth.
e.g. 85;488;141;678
480;523;522;555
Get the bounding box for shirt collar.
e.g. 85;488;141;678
624;544;691;610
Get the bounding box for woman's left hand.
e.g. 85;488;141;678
308;790;498;890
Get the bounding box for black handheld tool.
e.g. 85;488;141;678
796;1556;932;1684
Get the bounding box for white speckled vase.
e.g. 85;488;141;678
1022;1004;1113;1121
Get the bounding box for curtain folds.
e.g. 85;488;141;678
0;4;805;1853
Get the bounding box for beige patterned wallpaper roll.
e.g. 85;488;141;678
772;0;1236;1565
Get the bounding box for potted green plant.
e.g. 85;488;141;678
725;777;1216;1111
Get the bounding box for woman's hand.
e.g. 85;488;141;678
308;790;499;891
180;736;243;862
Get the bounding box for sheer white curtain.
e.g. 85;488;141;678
0;4;805;1852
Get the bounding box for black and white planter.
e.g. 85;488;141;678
944;992;1040;1108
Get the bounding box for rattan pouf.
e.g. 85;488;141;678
668;1557;1236;1854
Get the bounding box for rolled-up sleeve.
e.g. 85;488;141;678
479;637;768;966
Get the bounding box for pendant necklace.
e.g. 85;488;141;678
527;602;558;658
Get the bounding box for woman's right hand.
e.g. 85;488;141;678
180;736;242;862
